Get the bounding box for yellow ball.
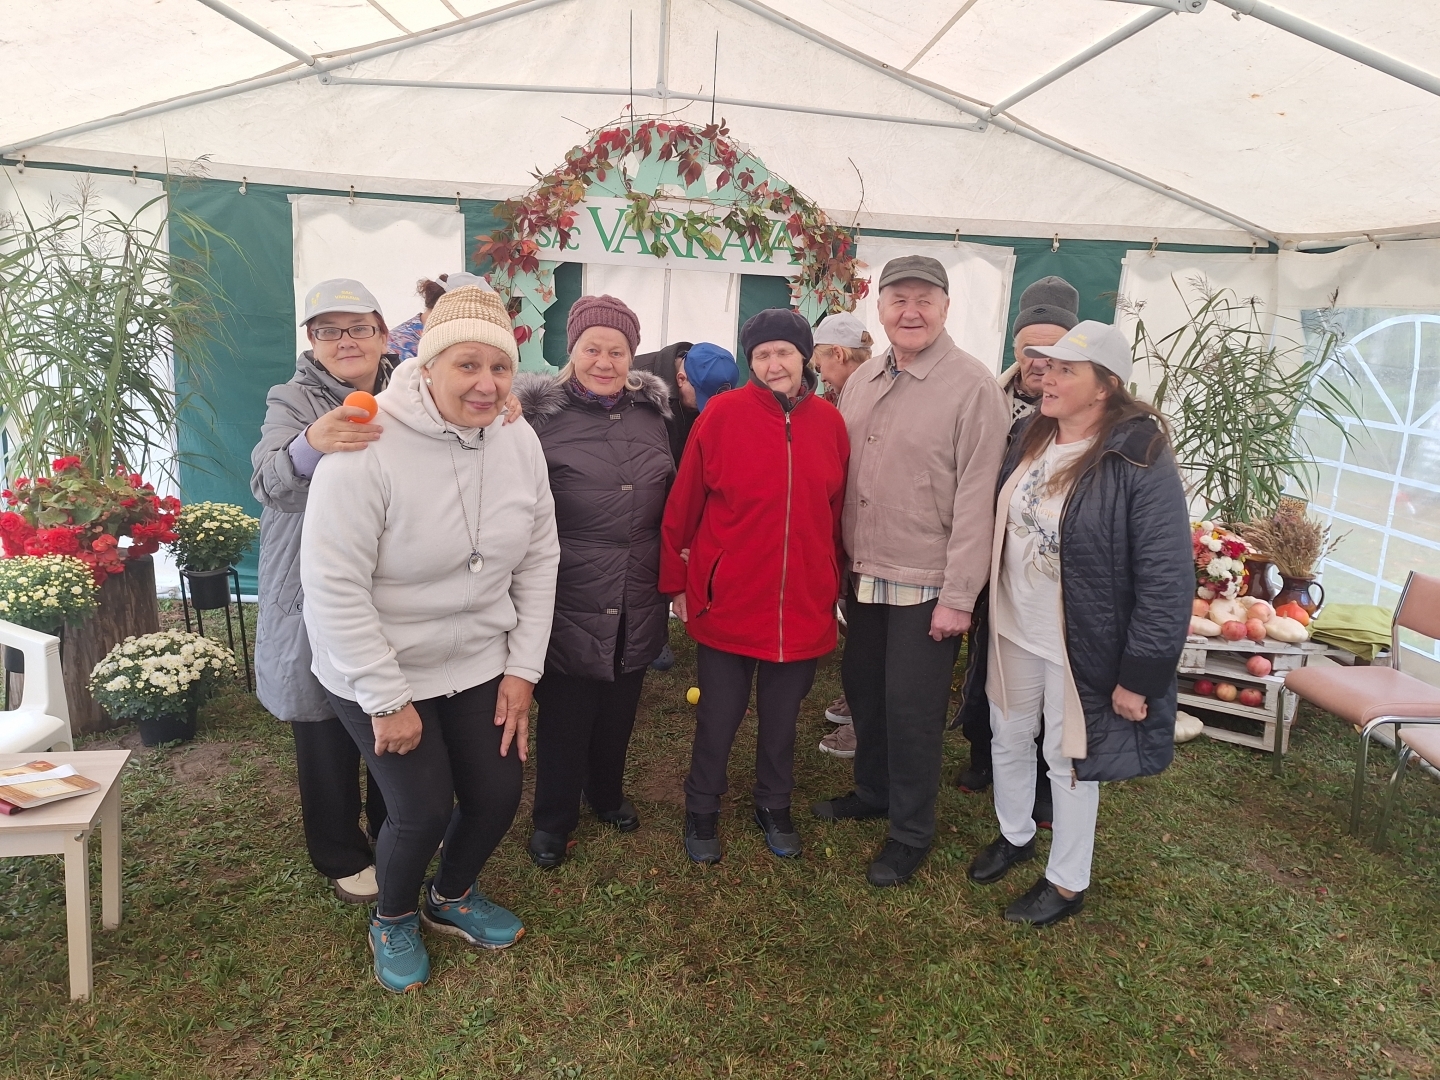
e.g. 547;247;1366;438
686;686;701;705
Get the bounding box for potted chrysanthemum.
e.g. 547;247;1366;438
167;502;260;610
88;630;238;745
0;555;100;672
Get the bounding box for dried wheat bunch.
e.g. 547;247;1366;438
1237;511;1342;578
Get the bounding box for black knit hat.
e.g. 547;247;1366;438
1013;275;1080;334
740;307;814;361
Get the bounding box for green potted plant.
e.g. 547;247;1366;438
88;630;237;746
0;554;99;672
167;501;259;610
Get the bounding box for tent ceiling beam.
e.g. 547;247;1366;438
192;0;317;66
723;0;1279;243
1213;0;1440;100
986;7;1172;118
322;76;990;132
903;0;982;72
0;0;570;159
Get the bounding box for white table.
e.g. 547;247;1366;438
0;750;130;1000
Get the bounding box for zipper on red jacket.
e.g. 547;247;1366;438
778;410;793;662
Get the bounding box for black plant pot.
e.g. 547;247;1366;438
138;711;197;747
184;568;233;611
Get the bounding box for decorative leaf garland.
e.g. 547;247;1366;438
474;119;869;368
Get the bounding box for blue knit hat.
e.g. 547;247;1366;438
684;343;739;411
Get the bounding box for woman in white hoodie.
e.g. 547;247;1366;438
301;284;559;994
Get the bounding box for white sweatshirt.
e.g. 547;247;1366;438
300;357;559;715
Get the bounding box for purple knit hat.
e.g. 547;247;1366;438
566;294;641;355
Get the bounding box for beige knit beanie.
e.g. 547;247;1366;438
417;284;519;367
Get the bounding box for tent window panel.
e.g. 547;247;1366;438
1397;483;1440;545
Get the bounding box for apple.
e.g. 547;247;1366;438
1246;618;1268;642
1221;620;1248;641
1215;682;1239;702
1192;679;1216;697
1247;601;1274;621
1239;688;1265;707
1192;598;1211;618
1247;655;1273;677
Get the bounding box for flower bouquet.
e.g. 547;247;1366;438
88;630;237;745
1192;520;1254;600
1;457;180;583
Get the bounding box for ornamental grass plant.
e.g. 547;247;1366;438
0;554;98;632
87;630;236;721
167;501;259;573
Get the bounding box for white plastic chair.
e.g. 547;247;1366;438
0;620;72;754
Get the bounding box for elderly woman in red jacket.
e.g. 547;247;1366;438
660;308;850;863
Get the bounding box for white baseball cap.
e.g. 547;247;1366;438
813;312;868;348
300;278;384;325
442;271;496;293
1022;320;1133;385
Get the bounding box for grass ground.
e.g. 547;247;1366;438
1;619;1437;1079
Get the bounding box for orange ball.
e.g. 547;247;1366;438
343;390;378;422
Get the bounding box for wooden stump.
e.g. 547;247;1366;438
63;556;161;735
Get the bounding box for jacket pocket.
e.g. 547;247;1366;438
697;551;723;617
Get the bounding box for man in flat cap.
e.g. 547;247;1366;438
812;255;1009;887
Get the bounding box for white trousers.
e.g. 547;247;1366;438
990;635;1100;893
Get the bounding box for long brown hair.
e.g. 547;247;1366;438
1016;364;1172;494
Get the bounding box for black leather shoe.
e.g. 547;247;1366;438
1004;876;1086;926
954;763;994;793
866;839;930;887
527;829;569;870
754;805;802;858
684;811;722;864
967;834;1036;885
810;791;888;821
592;797;641;833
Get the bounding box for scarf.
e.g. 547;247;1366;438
565;374;625;411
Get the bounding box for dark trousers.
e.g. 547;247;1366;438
843;597;961;848
685;643;818;814
532;667;647;836
291;716;387;880
330;676;522;917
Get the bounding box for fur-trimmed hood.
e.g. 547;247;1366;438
514;369;672;427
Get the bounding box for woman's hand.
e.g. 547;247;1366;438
1112;685;1149;722
307;405;382;453
372;703;423;755
928;604;972;642
502;391;523;425
671;593;688;623
495;675;535;760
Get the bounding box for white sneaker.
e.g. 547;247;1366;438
824;695;852;724
331;865;379;904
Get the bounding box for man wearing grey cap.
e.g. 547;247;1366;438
1001;276;1080;422
812;255;1009;888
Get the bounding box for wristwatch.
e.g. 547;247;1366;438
372;701;411;718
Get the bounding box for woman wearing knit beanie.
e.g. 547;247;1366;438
301;284;560;993
659;307;851;863
512;294;675;869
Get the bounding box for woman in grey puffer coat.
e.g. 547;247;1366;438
513;295;675;870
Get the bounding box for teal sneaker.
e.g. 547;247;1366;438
368;911;430;993
421;879;525;949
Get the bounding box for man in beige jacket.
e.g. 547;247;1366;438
813;255;1009;887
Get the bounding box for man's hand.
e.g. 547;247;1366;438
1112;685;1148;722
929;604;972;642
306;405;382;453
372;703;422;755
502;391;523;425
495;675;535;760
671;593;689;623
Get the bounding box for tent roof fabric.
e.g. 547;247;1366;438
3;0;1438;247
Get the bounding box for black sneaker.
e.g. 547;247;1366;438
954;763;993;793
650;644;677;671
866;839;930;887
1004;876;1085;926
754;805;802;858
810;791;888;821
684;811;722;864
967;834;1036;885
527;829;569;870
592;797;641;833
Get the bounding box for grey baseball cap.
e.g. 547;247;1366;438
877;255;949;293
299;278;384;325
1022;320;1134;385
442;271;495;293
813;312;868;348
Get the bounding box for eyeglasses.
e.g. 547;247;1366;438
311;325;380;341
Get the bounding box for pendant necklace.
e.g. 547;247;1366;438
447;434;487;573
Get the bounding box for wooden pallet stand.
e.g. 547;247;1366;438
1178;652;1297;753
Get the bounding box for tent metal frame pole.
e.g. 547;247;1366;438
656;0;671;102
323;76;991;132
190;0;316;65
722;0;1279;243
0;0;569;158
986;8;1170;117
1214;0;1440;100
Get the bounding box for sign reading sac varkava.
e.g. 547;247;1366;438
533;197;800;277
